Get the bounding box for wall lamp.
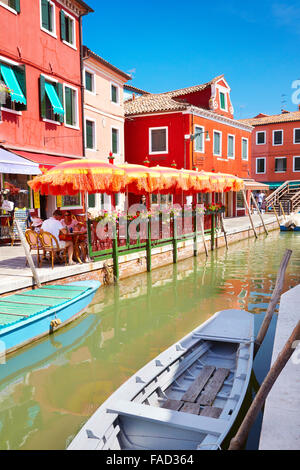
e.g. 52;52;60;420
185;130;210;142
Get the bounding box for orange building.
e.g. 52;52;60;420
240;108;300;191
125;75;254;216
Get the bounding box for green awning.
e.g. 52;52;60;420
45;82;64;116
0;64;26;105
268;182;284;189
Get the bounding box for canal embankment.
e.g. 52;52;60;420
259;284;300;450
0;214;282;296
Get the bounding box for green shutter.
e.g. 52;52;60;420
56;82;64;123
39;75;46;119
9;0;20;12
60;10;66;41
85;71;92;92
112;129;118;154
111;85;117;103
13;65;27;110
86;120;94;149
67;17;73;44
88;193;96;208
220;92;226;110
41;0;50;30
65;86;73;125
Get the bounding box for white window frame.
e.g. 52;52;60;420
111;82;120;105
84;67;96;95
85;117;97;151
274;157;287;173
241;137;249;161
272;129;283;146
194;125;205;153
149;126;168;155
293;128;300;144
293;156;300;172
213;130;222;157
0;0;18;14
219;91;228;111
111;126;120;156
256;157;266;174
61;9;77;50
63;83;79;130
227;134;235;159
40;0;57;39
256;130;266;145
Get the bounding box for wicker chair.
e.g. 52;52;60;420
39;231;67;269
25;229;41;267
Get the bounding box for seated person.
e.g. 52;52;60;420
61;211;78;232
41;210;75;265
74;221;88;262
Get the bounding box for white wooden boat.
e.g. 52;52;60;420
68;309;254;451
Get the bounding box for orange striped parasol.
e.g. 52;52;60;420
118;163;162;194
28;159;127;196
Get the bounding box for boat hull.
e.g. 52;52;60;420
0;280;100;357
68;309;254;451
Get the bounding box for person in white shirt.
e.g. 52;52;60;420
41;210;75;265
257;192;265;211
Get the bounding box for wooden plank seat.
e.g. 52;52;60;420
181;366;216;403
161;400;222;419
197;368;230;406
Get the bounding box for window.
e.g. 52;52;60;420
0;0;20;13
60;194;81;208
236;191;245;210
227;135;235;159
39;75;64;123
273;130;283;146
256;131;266;145
111;84;119;104
294;129;300;144
149;127;168;154
88;193;96;209
60;10;76;47
85;119;96;150
112;127;119;155
275;158;287;172
293;157;300;172
0;62;27;112
40;0;56;36
242;138;248;160
220;92;226;110
194;126;204;152
256;158;265;174
64;85;78;127
213;131;222;156
3;173;31;209
85;70;94;93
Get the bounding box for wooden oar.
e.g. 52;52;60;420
229;319;300;450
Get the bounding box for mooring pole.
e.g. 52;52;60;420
242;190;258;239
199;214;208;257
250;192;268;236
229;319;300;450
173;216;178;264
271;203;281;228
254;249;292;357
220;213;228;250
211;214;215;251
112;220;119;281
15;220;41;288
146;215;152;272
193;209;198;257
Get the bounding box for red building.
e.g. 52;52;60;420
125;75;254;217
240;108;300;191
0;0;93;218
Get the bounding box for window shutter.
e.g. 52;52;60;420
13;65;27;110
112;129;118;154
60;10;66;41
15;0;20;13
56;82;64;123
65;86;72;125
39;75;46;119
88;193;96;208
86;121;94;149
41;0;50;30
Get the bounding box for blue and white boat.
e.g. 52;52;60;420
0;280;100;356
68;309;254;451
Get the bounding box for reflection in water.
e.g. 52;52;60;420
0;231;299;450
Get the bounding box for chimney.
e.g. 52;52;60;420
281;109;290;114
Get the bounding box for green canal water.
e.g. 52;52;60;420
0;231;299;450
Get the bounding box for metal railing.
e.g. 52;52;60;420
265;181;300;212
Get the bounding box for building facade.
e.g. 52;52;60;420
125;76;253;216
240;108;300;191
0;0;92;218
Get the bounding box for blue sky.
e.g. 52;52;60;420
82;0;300;119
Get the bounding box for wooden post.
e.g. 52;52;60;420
15;219;41;288
242;190;258;239
220;213;228;250
199;214;208;257
146;215;152;272
112;220;119;281
254;249;292;357
279;201;286;220
229;319;300;450
173;216;178;264
211;214;215;251
250;192;268;236
271;203;281;228
193;210;198;257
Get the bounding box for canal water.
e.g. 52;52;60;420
0;230;299;450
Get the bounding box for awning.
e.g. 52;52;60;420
0;147;41;175
45;82;64;116
0;64;26;105
13;151;73;170
268;182;284;189
243;179;270;191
